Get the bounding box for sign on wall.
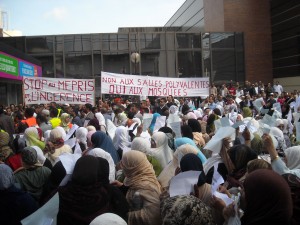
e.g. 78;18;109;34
101;72;210;97
0;51;42;80
23;77;95;105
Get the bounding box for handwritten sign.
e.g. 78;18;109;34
101;71;210;97
23;77;95;105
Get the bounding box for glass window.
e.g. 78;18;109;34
141;51;167;76
203;50;211;78
64;35;91;52
166;33;175;50
55;55;64;78
211;33;235;48
102;34;118;51
212;50;236;82
55;36;63;53
176;33;201;49
166;50;177;77
177;51;202;77
93;51;102;77
39;56;54;78
102;53;130;74
0;37;25;52
235;33;244;50
236;50;245;82
117;34;129;51
26;36;54;54
92;34;101;51
65;53;92;78
140;33;162;50
130;34;139;51
202;33;210;49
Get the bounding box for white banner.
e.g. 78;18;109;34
23;77;95;105
101;72;209;97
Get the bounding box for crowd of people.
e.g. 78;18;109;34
0;79;300;225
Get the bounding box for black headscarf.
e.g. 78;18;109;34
180;153;203;172
181;125;194;140
57;155;115;225
187;119;202;133
242;169;292;225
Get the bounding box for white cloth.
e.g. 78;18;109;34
95;112;106;127
75;127;88;149
87;148;116;182
89;213;127;225
31;146;46;165
157;143;198;188
113;126;131;153
285;146;300;170
149;132;174;169
131;137;151;154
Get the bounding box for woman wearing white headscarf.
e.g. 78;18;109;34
86;147;116;182
281;119;292;148
31;145;53;170
95;112;106;133
44;127;73;165
149;132;173;169
270;126;287;151
264;134;300;178
113;126;131;158
76;127;88;151
157;143;199;188
90;213;127;225
131;137;162;177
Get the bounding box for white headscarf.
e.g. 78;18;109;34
131;137;151;155
89;213;127;225
31;146;46;165
157;143;198;188
270;127;286;150
169;105;179;114
113;126;131;154
132;117;141;126
54;126;67;141
285;146;300;170
87;148;116;182
75;127;88;149
86;125;96;132
95;112;106;127
150;132;174;169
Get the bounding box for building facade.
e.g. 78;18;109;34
0;30;244;105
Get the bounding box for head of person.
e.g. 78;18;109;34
228;144;258;173
84;103;93;113
21;147;39;168
24;107;35;118
180;153;203;172
0;164;14;190
246;159;271;173
242;169;292;225
181;125;194;140
160;98;167;107
89;213;127;225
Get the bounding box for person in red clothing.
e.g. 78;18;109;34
21;107;37;127
228;83;236;96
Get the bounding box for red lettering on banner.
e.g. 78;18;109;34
88;81;95;91
72;80;77;90
109;85;126;94
120;78;134;85
102;77;116;84
78;81;84;91
129;87;143;95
